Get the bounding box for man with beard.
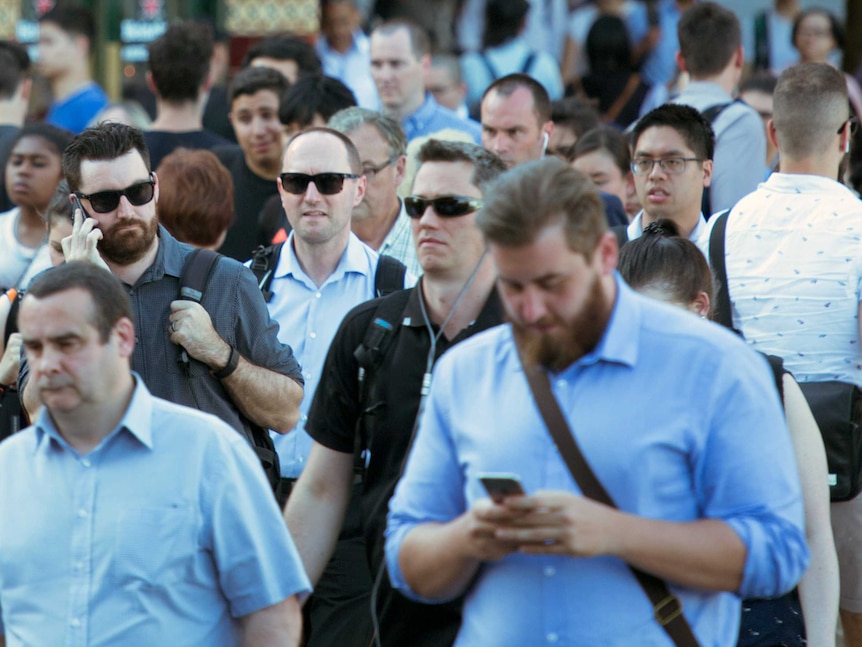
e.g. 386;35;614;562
384;157;810;645
20;122;304;473
284;139;505;646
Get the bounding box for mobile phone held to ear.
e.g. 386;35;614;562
479;472;526;503
71;194;87;218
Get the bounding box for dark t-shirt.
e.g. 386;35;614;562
308;284;503;646
213;145;279;262
144;129;232;171
0;125;20;213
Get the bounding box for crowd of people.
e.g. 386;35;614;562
0;0;860;645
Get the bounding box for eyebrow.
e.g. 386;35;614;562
633;149;688;158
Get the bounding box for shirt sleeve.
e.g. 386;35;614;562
205;426;312;616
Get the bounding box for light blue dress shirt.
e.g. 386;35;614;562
402;94;483;144
386;276;809;646
0;378;311;647
263;232;415;477
316;30;380;110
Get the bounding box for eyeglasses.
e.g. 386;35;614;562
630;157;702;175
75;175;156;213
404;195;484;218
837;117;858;135
362;156;398;181
279;172;361;195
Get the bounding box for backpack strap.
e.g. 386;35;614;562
179;248;222;369
374;254;407;298
707;209;735;331
520;52;537;75
754;11;770;71
479;53;499;82
763;354;785;403
698;101;738;217
352;289;413;478
249;242;285;303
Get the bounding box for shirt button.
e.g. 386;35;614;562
544;566;556;577
70;618;81;628
304;372;311;380
81;459;91;468
547;633;559;643
315;292;322;299
557;379;568;388
77;509;88;519
301;414;308;422
309;332;317;339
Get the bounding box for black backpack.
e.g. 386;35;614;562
0;291;24;442
179;248;281;493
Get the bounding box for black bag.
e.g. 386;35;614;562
709;211;862;502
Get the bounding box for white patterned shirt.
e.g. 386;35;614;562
379;200;422;278
724;173;862;385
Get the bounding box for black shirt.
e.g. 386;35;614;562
307;283;503;646
144;129;232;171
212;145;279;262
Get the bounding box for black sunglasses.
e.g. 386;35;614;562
404;195;484;218
279;172;361;195
75;175;156;213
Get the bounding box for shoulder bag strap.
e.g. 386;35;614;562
707;210;733;330
517;350;700;647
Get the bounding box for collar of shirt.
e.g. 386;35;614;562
134;225;183;286
762;171;856;196
676;81;733;106
33;373;155;456
274;230;376;288
404;94;443;131
400;279;504;339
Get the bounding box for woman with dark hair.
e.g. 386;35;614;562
618;220;839;647
571;125;640;218
580;15;651;128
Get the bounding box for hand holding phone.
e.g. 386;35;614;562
479;472;526;504
62;194;109;271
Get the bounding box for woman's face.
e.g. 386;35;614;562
795;13;836;63
47;215;72;267
572;148;641;218
5;136;64;214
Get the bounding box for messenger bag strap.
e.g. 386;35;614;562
517;349;700;647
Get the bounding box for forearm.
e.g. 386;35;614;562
398;517;482;600
241;597;302;647
220;354;303;432
798;526;839;647
20;371;40;422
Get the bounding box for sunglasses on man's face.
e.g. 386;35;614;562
279;172;361;195
75;175;156;213
404;195;484;218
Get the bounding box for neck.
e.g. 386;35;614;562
642;208;700;239
420;254;496;340
292;231;350;287
327;34;354;54
351;199;400;250
387;92;426;123
108;238;159;287
690;66;738;95
246;155;281;181
54;372;134;454
16;207;48;248
150;97;205;131
51;67;91;101
0;100;26;127
777;153;842;180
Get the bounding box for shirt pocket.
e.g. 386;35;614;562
112;504;198;587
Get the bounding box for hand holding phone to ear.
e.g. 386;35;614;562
62;199;110;271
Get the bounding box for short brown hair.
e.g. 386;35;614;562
155;149;234;248
476;156;605;257
677;2;740;77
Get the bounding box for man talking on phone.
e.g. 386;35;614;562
385;158;809;645
20;122;304;481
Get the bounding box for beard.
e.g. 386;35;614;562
98;217;158;265
511;273;613;373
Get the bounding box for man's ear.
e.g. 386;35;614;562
675;50;687;74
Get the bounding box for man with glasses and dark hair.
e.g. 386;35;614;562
722;62;862;645
260;126;412;646
284;139;506;646
329;107;421;276
626;104;715;246
20;122;305;484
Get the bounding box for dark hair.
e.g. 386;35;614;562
242;34;322;76
372;20;431;59
25;262;133;343
573;126;631;176
415;139;507;193
586;15;634;75
47;179;74;229
279;75;357;127
476;157;606;257
328;107;407;158
632;104;715;161
228;65;290;106
155;149;234;248
740;71;779;96
482;73;552;124
0;41;30;100
430;53;462;84
286;126;362;174
617;219;713;315
551;97;600;138
483;0;529;48
62;122;150;193
10;122;74;159
39;5;96;44
148;22;213;103
677;2;741;77
792;8;845;50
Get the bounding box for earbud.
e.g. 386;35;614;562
845;137;851;154
542;132;549;155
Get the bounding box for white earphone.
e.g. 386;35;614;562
542;131;550;154
846;137;851;154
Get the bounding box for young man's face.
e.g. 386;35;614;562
229;89;285;177
370;27;426;114
38;21;80;79
321;1;360;53
481;87;550;169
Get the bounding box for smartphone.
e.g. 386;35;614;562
71;194;88;219
479;472;526;503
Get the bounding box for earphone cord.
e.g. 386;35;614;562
369;251;488;647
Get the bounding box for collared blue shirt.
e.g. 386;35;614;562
386;276;809;646
402;94;482;144
261;232;415;477
316;30;380;110
0;378;311;647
